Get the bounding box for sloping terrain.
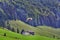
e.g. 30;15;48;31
0;0;60;27
0;28;58;40
4;20;60;39
0;0;60;40
37;26;60;38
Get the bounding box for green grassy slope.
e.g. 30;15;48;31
0;28;58;40
37;26;60;38
6;20;40;35
5;20;60;39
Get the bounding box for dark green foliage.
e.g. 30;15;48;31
4;33;6;36
6;20;11;30
0;20;6;28
17;28;19;33
53;35;56;38
7;25;11;30
11;27;15;32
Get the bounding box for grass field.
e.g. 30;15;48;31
6;20;60;38
0;28;58;40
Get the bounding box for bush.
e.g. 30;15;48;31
4;33;6;36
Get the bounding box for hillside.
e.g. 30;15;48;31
0;28;58;40
0;0;60;27
4;20;60;39
0;0;60;40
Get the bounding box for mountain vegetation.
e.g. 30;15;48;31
0;0;60;40
0;0;60;27
0;27;59;40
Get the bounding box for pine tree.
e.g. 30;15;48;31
17;28;19;33
7;25;11;30
11;27;15;32
4;33;6;36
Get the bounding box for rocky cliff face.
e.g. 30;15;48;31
0;0;60;28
